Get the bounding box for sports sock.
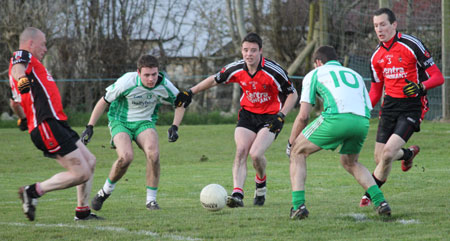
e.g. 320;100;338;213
255;174;266;189
102;178;116;195
400;148;413;161
366;185;385;207
35;182;45;196
75;206;91;219
232;187;244;199
146;186;158;204
292;190;305;210
27;183;42;198
365;174;386;199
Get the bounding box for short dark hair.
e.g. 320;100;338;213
312;45;338;64
374;8;396;24
242;32;262;49
137;55;159;71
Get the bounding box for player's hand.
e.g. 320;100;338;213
174;89;193;108
168;125;179;142
286;140;291;157
403;79;424;96
81;125;94;145
268;112;285;134
17;118;28;131
18;77;31;94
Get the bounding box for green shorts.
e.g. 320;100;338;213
109;120;155;146
302;113;369;154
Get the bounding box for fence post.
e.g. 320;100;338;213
443;0;450;120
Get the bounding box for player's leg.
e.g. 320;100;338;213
340;153;391;216
360;111;395;207
249;127;276;206
73;140;101;220
136;127;161;210
109;132;135;182
91;132;134;211
373;134;405;181
19;119;94;221
39;150;93;192
289;134;321;220
227;127;256;207
392;114;421;172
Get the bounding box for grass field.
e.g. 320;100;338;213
0;120;449;240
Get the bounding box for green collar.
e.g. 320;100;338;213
324;60;341;66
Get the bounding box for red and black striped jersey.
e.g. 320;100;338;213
214;57;295;114
9;50;67;132
369;32;435;99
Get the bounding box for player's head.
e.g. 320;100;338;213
312;45;338;67
373;8;397;43
19;27;47;61
374;8;396;24
242;33;262;49
137;55;159;71
241;33;263;67
137;55;159;88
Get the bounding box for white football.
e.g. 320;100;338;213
200;184;227;211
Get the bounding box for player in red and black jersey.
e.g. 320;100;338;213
360;8;444;207
8;27;100;221
175;33;298;207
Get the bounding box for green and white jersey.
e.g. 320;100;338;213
300;60;372;118
104;71;179;122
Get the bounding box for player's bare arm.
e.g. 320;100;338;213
190;75;218;94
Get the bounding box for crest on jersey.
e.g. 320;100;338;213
385;54;393;64
424;51;431;58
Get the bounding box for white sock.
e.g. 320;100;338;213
102;178;116;194
146;187;158;204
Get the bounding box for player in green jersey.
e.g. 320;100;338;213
287;46;391;220
81;55;185;211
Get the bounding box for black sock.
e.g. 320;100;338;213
26;184;41;198
400;148;413;161
232;192;244;200
75;207;91;219
256;181;266;189
365;174;386;199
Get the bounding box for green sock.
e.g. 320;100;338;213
292;190;305;210
366;185;385;207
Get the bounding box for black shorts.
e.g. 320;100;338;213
30;119;80;158
236;108;275;133
376;96;422;144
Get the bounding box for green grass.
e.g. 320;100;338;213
1;120;449;240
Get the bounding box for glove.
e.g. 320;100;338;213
268;112;285;134
17;118;28;131
168;125;179;142
286;140;291;157
17;77;31;94
81;125;94;145
403;79;424;96
174;89;193;108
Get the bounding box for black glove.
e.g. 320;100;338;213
268;112;285;134
17;118;28;131
174;89;193;108
81;125;94;145
17;77;31;94
286;140;292;157
168;125;179;142
403;79;424;96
